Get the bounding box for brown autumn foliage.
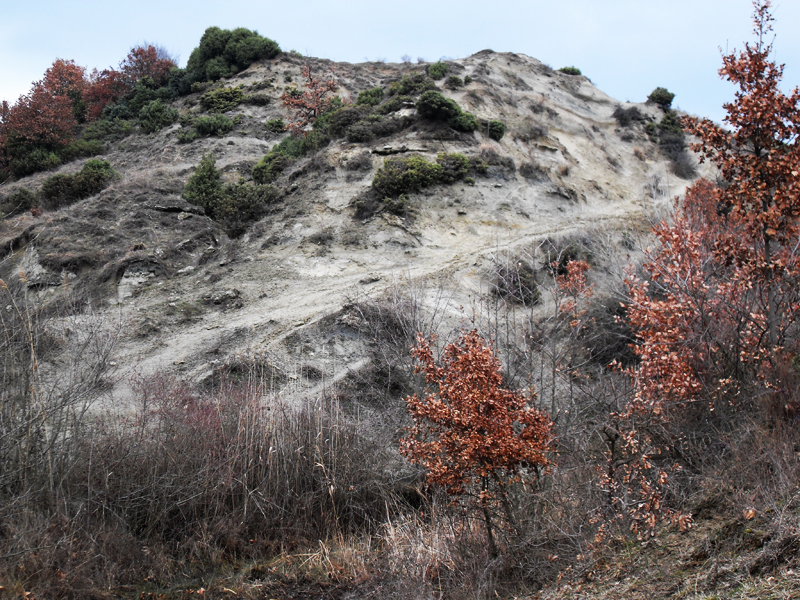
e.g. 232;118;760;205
629;0;800;418
604;0;800;538
0;45;176;177
119;44;175;88
281;64;338;135
400;330;553;557
1;59;86;159
83;68;129;121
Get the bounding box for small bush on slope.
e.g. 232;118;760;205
200;86;246;112
0;188;37;218
40;159;116;210
138;99;178;133
184;152;278;236
371;153;477;198
427;61;448;80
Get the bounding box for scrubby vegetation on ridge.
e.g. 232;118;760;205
0;28;281;182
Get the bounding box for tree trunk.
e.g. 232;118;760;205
481;477;498;559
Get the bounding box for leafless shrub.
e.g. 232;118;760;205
0;368;408;594
343;277;460;407
0;277;119;509
479;145;515;172
342;151;373;171
513;118;548;143
519;160;549;182
491;256;540;305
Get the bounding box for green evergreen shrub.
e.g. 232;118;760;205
449;111;478;132
648;87;675;108
436;153;470;183
274;130;329;158
9;148;61;178
644;109;694;177
127;77;173;116
186;27;280;84
345;115;411;143
427;61;448;80
344;121;376;143
356;87;384;106
165;66;194;96
657;111;683;135
416;90;462;120
372;155;443;197
387;73;437;96
40;159;116;210
265;118;286;134
218;182;280;237
416;90;478;132
373;95;415;115
72;159;116;198
464;75;473;85
139;99;179;133
252;153;288;184
325;106;370;136
41;174;75;208
183;153;225;216
224;27;280;69
82;118;133;142
58;139;104;162
558;66;582;76
309;96;344;132
445;75;463;89
252;130;330;183
487;119;506;141
193;114;236;137
183;153;279;235
200;86;246;112
177;128;199;144
204;56;232;81
468;156;489;175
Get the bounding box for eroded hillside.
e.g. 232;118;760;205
0;50;701;397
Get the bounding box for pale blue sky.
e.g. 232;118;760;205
2;1;799;124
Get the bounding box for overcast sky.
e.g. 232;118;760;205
2;1;799;124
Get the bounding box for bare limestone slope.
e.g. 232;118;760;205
0;50;705;398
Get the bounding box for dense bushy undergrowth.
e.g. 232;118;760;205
0;281;403;593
